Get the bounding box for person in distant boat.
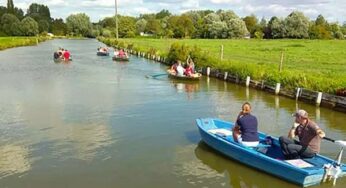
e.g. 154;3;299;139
53;51;59;59
232;102;259;147
114;48;119;56
184;64;193;77
118;49;125;58
186;55;195;73
170;61;178;74
176;61;185;76
279;109;325;159
100;47;108;52
63;49;70;61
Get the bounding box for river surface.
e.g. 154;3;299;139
0;39;345;188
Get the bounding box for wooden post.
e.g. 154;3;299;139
224;72;228;80
279;51;284;72
275;83;281;95
246;76;250;87
206;67;210;77
220;45;224;61
295;88;301;100
316;92;323;106
261;80;265;89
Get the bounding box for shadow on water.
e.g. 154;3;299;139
195;141;298;188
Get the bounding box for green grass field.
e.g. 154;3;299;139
0;37;48;51
103;38;346;93
119;38;346;76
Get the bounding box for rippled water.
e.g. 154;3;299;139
0;39;345;188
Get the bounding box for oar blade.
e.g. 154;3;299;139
335;140;346;147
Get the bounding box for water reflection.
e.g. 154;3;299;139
55;123;114;161
194;142;298;188
173;144;225;187
0;145;31;179
171;80;200;100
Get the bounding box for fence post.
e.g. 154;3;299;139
206;67;210;77
279;51;284;72
275;83;281;95
295;88;301;100
220;45;224;61
316;92;323;106
246;76;250;87
224;72;228;80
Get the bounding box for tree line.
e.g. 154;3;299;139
1;1;346;39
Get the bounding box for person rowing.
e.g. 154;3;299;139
279;109;325;159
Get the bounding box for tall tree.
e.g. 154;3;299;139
21;16;39;36
66;13;92;37
51;18;67;36
135;19;147;34
7;0;14;14
0;6;7;20
284;11;310;39
118;16;136;38
243;14;258;37
156;9;171;19
226;18;249;38
26;3;51;22
1;13;20;35
268;16;284;38
145;18;161;35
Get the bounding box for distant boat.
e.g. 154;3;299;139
167;69;201;80
196;118;346;187
53;57;72;63
112;56;129;61
97;51;109;56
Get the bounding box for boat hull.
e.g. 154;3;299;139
53;57;72;63
196;118;346;187
97;51;109;56
112;56;129;61
167;70;201;80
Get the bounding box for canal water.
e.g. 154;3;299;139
0;39;345;188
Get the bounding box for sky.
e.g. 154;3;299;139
1;0;345;23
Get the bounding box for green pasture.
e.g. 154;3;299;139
119;38;346;75
0;37;48;51
104;38;346;93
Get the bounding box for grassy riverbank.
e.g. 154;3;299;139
0;37;49;51
100;37;346;94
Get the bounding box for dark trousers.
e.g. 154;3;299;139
279;136;315;159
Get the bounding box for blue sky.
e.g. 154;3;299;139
2;0;345;23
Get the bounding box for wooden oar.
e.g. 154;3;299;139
145;73;167;78
323;137;346;147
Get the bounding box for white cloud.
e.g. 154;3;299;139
0;0;345;23
210;0;241;4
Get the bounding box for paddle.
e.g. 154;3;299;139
145;73;167;78
323;137;346;148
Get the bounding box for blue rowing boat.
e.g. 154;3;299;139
196;118;346;187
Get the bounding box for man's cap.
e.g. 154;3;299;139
292;109;308;118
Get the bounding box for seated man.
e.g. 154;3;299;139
279;109;325;159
